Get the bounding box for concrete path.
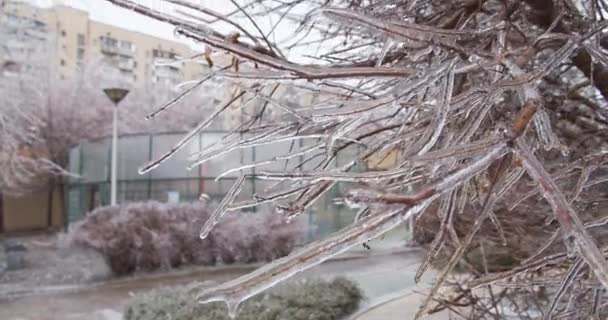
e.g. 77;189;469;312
353;290;453;320
1;243;424;320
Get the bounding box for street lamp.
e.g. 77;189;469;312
103;88;129;206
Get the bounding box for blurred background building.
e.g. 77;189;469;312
2;1;204;86
0;1;204;233
0;1;372;234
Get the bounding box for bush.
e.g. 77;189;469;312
123;277;362;320
69;201;304;275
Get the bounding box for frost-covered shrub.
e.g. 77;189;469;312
123;277;362;320
69;201;304;275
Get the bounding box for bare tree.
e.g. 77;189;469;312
0;8;67;197
107;0;608;318
0;4;219;228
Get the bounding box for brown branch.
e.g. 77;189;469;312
105;0;415;80
177;27;415;80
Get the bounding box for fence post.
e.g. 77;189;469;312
198;132;203;197
147;134;153;199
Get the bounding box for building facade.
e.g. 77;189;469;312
3;1;204;86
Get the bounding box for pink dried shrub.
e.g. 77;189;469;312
69;201;304;275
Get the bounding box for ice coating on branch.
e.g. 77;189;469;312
196;202;433;316
139;92;247;174
515;138;608;290
200;175;245;239
416;58;456;155
102;0;608;317
215;144;322;180
195;143;508;317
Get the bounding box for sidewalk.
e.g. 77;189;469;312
352;290;452;320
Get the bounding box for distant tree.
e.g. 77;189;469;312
0;9;66;197
0;6;220;228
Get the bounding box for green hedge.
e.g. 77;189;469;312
124;277;363;320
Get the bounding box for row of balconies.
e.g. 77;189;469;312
100;39;135;57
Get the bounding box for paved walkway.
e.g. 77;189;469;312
2;225;435;320
1;246;424;319
353;290;453;320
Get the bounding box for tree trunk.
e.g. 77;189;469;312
0;192;4;233
58;179;66;230
46;178;55;229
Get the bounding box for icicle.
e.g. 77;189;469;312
311;99;394;122
533;107;562;151
200;175;246;239
457;183;469;215
228;184;311;210
433;144;508;192
376;39;393;66
215;144;323;180
544;258;584;319
391;59;452;99
146;70;222;119
411;135;502;164
496;167;525;199
254;92;308;121
568;165;596;203
414;59;456;155
226;299;241;319
256;167;420;183
353;207;370;223
456;90;502;143
188;134;328;170
189;124;294;162
321;116;366;167
416;192;454;282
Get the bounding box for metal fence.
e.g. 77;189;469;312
66;131;360;239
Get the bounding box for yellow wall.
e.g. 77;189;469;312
2;190;64;233
367;150;400;170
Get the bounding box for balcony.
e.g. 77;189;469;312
154;65;182;79
117;59;135;71
154;58;182;70
100;41;134;57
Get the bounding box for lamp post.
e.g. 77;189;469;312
103;88;129;206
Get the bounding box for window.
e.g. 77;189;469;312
77;34;85;46
101;36;118;47
152;49;175;59
60;59;66;66
77;48;85;60
61;30;66;37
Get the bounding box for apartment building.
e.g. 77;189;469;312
3;1;205;86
